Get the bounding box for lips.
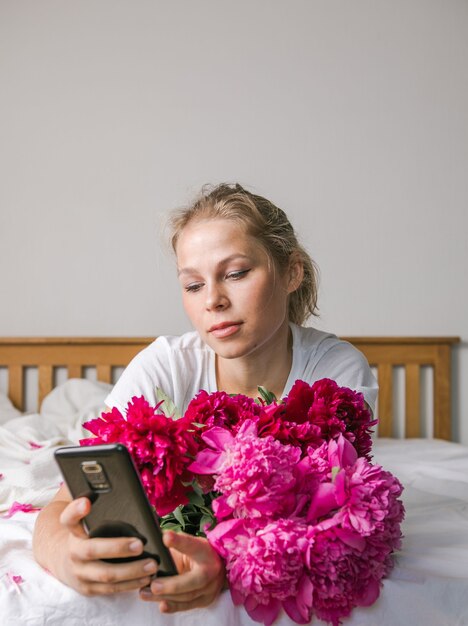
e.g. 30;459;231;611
208;321;243;338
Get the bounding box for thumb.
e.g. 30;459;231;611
59;497;90;537
163;530;214;562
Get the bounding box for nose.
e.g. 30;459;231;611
205;282;229;311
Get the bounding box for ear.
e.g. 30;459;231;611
286;255;304;294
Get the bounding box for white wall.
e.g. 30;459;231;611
1;1;467;441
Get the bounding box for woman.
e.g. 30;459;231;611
33;183;378;614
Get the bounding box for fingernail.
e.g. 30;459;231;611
151;581;163;593
143;560;157;573
140;588;153;598
129;540;143;552
77;499;87;514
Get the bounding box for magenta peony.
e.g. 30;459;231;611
81;396;198;515
257;379;377;460
184;390;263;435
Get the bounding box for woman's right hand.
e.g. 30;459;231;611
39;496;160;596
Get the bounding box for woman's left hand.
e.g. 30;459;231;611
139;530;226;613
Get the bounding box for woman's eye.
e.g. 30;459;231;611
226;269;251;281
185;283;203;293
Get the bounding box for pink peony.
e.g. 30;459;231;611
305;438;404;538
190;420;300;520
81;396;198;516
304;526;382;626
208;517;311;626
332;458;405;537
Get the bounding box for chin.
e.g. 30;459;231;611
212;345;247;360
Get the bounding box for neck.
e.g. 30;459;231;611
215;322;293;400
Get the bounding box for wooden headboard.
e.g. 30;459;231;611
0;336;460;440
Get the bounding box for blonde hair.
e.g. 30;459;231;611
169;183;319;325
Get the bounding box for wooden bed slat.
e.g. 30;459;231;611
38;365;53;407
405;364;421;437
434;344;451;440
67;365;82;379
96;365;112;384
8;365;24;412
377;363;393;437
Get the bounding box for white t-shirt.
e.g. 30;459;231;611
105;324;378;415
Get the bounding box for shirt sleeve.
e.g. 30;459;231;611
104;339;176;414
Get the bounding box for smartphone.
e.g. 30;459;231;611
54;443;177;576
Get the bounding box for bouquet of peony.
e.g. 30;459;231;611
80;379;404;626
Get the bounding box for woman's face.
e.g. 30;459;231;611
175;218;297;361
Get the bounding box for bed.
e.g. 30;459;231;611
0;335;466;626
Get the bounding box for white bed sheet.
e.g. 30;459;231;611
0;381;467;626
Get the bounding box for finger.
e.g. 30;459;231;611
140;578;220;604
59;498;91;537
147;561;225;601
140;587;215;610
77;575;154;597
70;535;147;562
163;531;213;562
75;557;159;585
159;593;216;613
163;531;223;578
148;570;207;597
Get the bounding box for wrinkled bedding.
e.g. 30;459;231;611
1;380;467;626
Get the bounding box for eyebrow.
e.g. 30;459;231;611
177;253;252;277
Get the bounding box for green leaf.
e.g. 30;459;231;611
159;521;183;531
172;506;186;529
191;481;204;496
257;386;277;405
155;387;182;419
199;514;215;534
188;490;205;507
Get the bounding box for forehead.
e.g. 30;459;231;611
175;218;262;260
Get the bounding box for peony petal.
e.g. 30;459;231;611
334;527;366;551
201;426;234;450
245;597;282;626
230;586;245;606
188;449;225;474
333;468;348;506
307;482;337;522
328;434;357;468
207;518;245;557
8;573;24;585
3;501;41;518
212;495;234;520
355;578;381;606
283;575;313;623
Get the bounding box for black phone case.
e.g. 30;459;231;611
54;443;177;576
